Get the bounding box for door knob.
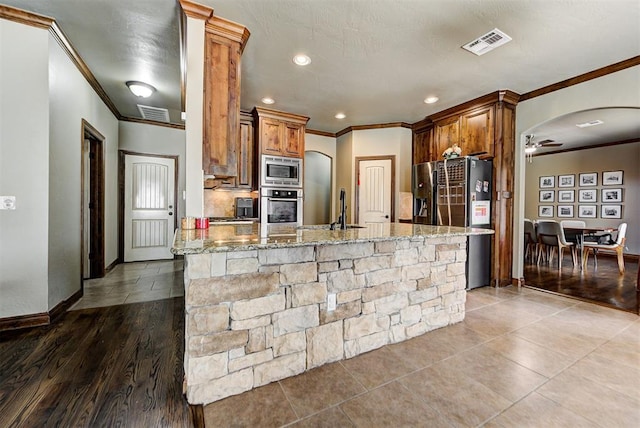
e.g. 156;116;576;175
169;212;173;216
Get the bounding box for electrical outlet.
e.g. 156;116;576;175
1;196;16;210
327;293;337;311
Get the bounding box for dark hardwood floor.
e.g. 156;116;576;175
0;298;192;427
524;253;639;314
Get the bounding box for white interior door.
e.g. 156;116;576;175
359;159;392;224
124;154;175;261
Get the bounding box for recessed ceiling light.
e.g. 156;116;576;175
424;96;439;104
126;81;156;98
576;120;604;128
335;113;346;119
261;97;275;105
293;54;311;66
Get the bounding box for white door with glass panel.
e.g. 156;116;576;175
359;159;392;224
124;154;175;261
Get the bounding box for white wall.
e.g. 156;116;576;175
0;20;50;317
336;132;354;222
47;34;119;309
514;65;640;278
352;127;413;222
119;122;186;220
184;16;205;218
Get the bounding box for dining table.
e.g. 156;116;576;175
562;226;617;270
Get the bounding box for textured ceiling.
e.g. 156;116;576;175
2;0;639;146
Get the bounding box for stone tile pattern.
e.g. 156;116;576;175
183;236;467;404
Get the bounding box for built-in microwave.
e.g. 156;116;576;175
261;155;302;188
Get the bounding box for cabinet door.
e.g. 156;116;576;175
413;126;433;164
237;118;253;188
433;117;460;161
461;106;494;158
203;33;241;177
283;122;304;157
260;118;283;155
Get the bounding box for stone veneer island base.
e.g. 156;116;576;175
172;223;492;405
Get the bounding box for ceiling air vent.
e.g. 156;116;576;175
137;104;170;123
462;28;512;56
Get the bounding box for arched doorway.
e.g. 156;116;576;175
304;151;332;225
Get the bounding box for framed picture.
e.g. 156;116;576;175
539;176;555;188
578;205;597;218
558;190;574;203
579;172;597;187
557;205;574;218
601;205;622;219
558;174;575;188
578;189;597;203
602;170;623;186
539;190;555;202
539;205;553;217
601;188;622;203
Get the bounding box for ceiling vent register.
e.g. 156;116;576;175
462;28;512;56
137;104;170;123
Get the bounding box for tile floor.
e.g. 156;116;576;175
203;286;640;428
70;259;184;310
70;261;639;427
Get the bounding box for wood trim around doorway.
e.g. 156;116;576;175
354;155;396;224
81;119;106;280
118;150;180;263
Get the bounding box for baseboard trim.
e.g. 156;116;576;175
512;277;525;287
0;312;50;332
0;288;84;332
49;289;83;322
105;258;119;274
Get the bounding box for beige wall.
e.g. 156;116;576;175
524;142;639;255
305;133;337;222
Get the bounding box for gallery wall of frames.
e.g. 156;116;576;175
537;170;624;219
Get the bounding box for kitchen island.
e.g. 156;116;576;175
172;223;493;405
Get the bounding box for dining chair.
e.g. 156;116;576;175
582;222;627;274
524;219;538;262
537;220;576;270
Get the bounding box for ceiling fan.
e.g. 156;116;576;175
525;134;562;153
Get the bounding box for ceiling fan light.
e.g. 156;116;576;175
524;146;537;154
126;81;156;98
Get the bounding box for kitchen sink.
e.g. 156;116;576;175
297;224;366;230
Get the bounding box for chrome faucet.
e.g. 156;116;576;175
330;188;347;230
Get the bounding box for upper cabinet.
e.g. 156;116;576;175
202;16;250;178
460;106;494;158
253;107;309;158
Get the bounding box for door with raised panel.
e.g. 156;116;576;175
358;159;392;224
283;122;303;157
461;106;494;157
260;118;283;155
124;154;175;261
433;116;460;160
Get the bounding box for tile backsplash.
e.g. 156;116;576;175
204;189;257;218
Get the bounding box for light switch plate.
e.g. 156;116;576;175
327;293;337;311
1;196;16;210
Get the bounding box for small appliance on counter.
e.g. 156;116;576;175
235;197;256;218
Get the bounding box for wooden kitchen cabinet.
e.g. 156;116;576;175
253;107;309;158
460;106;494;158
202;16;249;178
412;123;433;164
237;111;253;188
433;116;460;160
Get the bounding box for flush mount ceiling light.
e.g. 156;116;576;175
293;54;311;66
261;97;275;105
424;96;439;104
576;119;604;128
335;113;346;119
126;81;156;98
462;28;512;56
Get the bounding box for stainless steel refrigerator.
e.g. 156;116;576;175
412;157;492;289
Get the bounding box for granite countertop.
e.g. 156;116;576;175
171;222;494;255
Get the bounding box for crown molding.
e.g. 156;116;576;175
205;15;251;53
0;4;53;29
336;122;412;138
306;129;336;138
520;56;640;102
120;116;186;130
178;0;213;20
